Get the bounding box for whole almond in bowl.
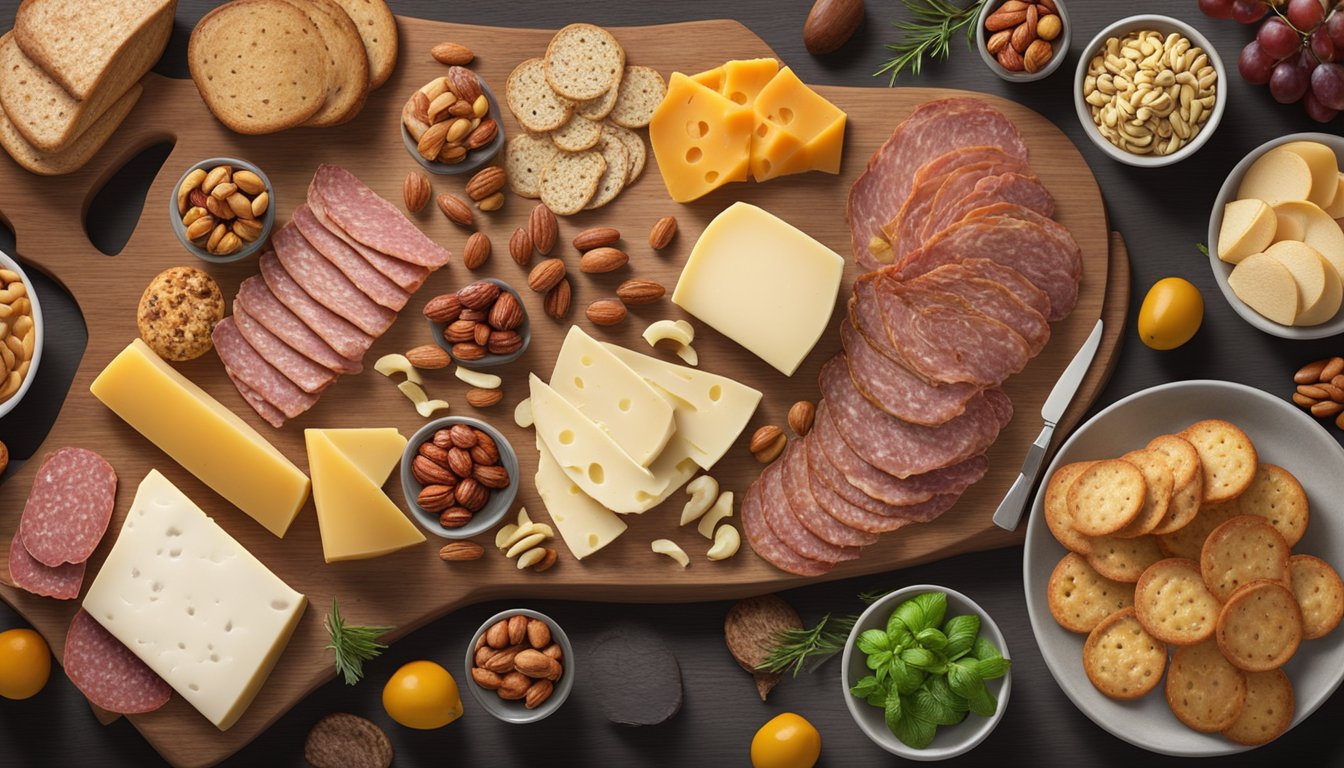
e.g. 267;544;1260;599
401;416;519;540
424;278;531;367
402;73;506;175
977;0;1070;83
465;609;574;723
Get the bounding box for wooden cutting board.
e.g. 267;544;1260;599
0;18;1127;768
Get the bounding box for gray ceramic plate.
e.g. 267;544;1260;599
1023;380;1344;756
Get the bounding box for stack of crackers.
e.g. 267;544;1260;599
503;23;667;215
0;0;175;175
188;0;397;134
1044;419;1344;745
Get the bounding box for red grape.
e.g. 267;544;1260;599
1311;61;1344;108
1259;17;1304;58
1304;89;1341;121
1240;40;1277;83
1200;0;1237;19
1288;0;1326;30
1271;57;1312;101
1327;11;1344;49
1311;27;1337;61
1233;0;1270;23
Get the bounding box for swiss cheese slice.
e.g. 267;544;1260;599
317;427;406;485
305;430;425;563
648;72;753;203
534;437;627;559
691;58;779;106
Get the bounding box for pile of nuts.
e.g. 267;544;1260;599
1083;30;1217;157
471;614;564;709
1293;357;1344;428
749;425;787;464
0;269;35;403
984;0;1062;75
176;163;270;257
403;68;499;166
410;422;511;529
423;280;526;362
496;506;558;571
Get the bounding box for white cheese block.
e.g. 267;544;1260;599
1238;148;1313;206
549;326;676;467
82;470;306;731
1217;199;1276;264
1277;141;1340;209
534;437;626;559
672;202;843;375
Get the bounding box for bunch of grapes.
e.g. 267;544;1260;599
1201;0;1344;122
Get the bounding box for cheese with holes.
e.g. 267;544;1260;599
602;343;761;469
750;66;846;181
82;470;306;731
549;326;675;467
691;58;779;106
649;72;753;202
672;202;844;375
534;438;627;559
306;430;425;562
318;428;406;485
90;339;310;537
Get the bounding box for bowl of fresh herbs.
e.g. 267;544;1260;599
841;586;1011;760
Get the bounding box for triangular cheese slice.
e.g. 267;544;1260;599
305;430;425;562
316;428;406;486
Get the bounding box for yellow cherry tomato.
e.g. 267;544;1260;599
0;628;51;700
1138;277;1204;350
381;660;462;729
751;712;821;768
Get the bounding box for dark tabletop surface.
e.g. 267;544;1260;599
3;0;1344;766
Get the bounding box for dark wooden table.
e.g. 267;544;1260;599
3;1;1344;765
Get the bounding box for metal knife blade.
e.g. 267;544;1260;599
1041;319;1105;427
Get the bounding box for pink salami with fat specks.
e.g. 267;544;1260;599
8;535;85;599
19;448;116;567
237;275;360;375
259;250;372;361
311;164;451;268
308;191;429;292
742;476;831;577
213;317;318;421
272;224;396;337
839;319;978;426
232;303;336;394
293;204;410;311
64;609;170;714
780;441;877;547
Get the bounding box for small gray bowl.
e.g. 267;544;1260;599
169;156;275;264
401;416;519;539
976;0;1071;83
427;278;531;368
465;609;574;723
401;79;505;175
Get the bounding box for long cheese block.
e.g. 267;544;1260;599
83;470;307;731
90;339;311;537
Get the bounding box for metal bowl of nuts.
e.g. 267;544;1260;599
0;250;42;419
402;67;505;175
424;278;531;367
465;609;574;724
977;0;1070;83
170;157;275;263
400;415;520;540
1074;15;1226;168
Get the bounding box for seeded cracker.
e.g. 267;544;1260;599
539;150;606;215
505;134;560;199
577;81;620;121
1199;515;1290;603
602;121;647;183
550;115;603;153
507;58;575;133
137;267;226;362
1232;464;1309;546
584;134;630;210
544;23;625;101
609;65;667;129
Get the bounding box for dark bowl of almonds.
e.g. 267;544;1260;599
401;67;505;177
976;0;1070;83
423;278;531;367
401;416;520;540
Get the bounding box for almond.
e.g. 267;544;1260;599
542;642;563;660
488;291;525;330
544;278;572;320
803;0;865;55
439;541;485;561
406;344;452;369
528;258;566;293
425;293;463;323
456;477;489;511
403;171;430;213
616;279;665;305
1013;5;1038;52
526;619;551;649
508;615;529;645
474;322;492;346
452;342;486;361
648;216;678;250
471;433;500;465
412;455;456;485
477;191;505;212
449;424;478;449
419;441;454;467
437;193;474;227
447;446;474;478
446;66;483;103
485;619;510;649
1023;38;1053;74
445;319;478;343
417;120;449;160
439;506;474;529
788;400;816;436
514;649;561;680
474;463;511;489
573;226;621;251
986;28;1013;55
467;388;504;408
488;330;523;355
484;644;524;673
579;247;628;274
750;425;786;463
524;679;554;709
465;166;506;201
985;6;1028;31
997;45;1025;72
458;280;501;310
497;671;530;700
463;232;491;269
431;42;474;66
586;299;626;326
466;118;499;151
510;227;534;266
533;548;558;572
471;667;502;689
529;204;558;256
417;484;455;512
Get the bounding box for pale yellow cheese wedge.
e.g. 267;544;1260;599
1239;147;1313;205
1218;199;1277;264
1229;252;1300;325
1265;240;1336;325
1278;141;1339;209
1325;173;1344;219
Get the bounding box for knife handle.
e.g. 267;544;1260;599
991;425;1055;532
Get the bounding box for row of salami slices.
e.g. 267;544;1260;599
744;98;1085;576
214;164;452;428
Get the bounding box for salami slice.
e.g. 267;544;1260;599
225;366;286;429
882;146;1025;251
232;303;336;394
8;535;85;599
213;318;319;420
804;446;911;534
64;609;171;714
920;172;1052;245
19;448;116;567
260;250;372;361
908;265;1049;355
272;224;396;337
293;204;410;311
840;319;978;426
237;275;360;375
762;461;861;563
958;257;1053;319
780;441;877;547
311;164;452;268
308;193;429;292
741;477;831;577
895;159;1031;258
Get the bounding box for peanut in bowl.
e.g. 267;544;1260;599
0;250;42;419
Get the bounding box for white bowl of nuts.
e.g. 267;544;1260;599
402;68;505;175
0;251;41;419
401;416;519;539
466;609;573;723
170;157;275;262
977;0;1070;82
1074;15;1225;167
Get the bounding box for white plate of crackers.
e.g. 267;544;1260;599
1023;380;1344;755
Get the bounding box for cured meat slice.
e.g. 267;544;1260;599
895;216;1082;321
762;462;861;563
742;478;831;577
272;225;395;337
19;448;116;567
840;319;978;426
804;445;912;534
821;357;1011;478
958;257;1052;320
260;250;372;361
293;204;410;311
232;303;335;394
892;159;1031;259
908;265;1049;355
311;164;451;268
226;366;286;429
64;609;171;714
920;172;1054;244
780;441;877;547
237;275;360;375
213;318;318;421
308;193;429;292
849;99;1027;271
961;202;1081;257
8;535;85;599
882;146;1024;247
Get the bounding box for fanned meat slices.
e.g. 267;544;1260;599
308;193;429;292
919;172;1053;244
260;250;372;361
803;431;915;534
293;204;409;311
232;303;336;394
236;275;360;375
908;265;1049;355
762;462;861;564
742;478;831;577
780;442;877;547
272;225;396;338
840;319;978;426
212;318;318;421
957;257;1052;320
883;146;1027;251
9;534;85;599
311;164;452;268
225;366;287;429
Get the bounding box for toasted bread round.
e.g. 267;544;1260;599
1156;499;1238;561
1134;558;1221;645
1221;669;1294;746
1047;553;1136;634
505;133;560;199
325;0;397;89
539;150;606;216
584;134;629;210
544;24;625;101
507;58;574;133
550;114;603;153
1233;464;1309;547
1165;641;1247;733
289;0;369;128
1147;433;1205;534
1114;449;1174;538
577;82;619;121
1289;553;1344;640
1083;607;1167;700
137;267;225;362
1180;419;1258;504
1085;534;1164;583
602;121;646;183
1068;459;1146;536
1216;579;1303;672
1044;461;1094;554
1200;515;1290;603
608;65;666;129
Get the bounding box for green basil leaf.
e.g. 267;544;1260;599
901;646;938;669
866;649;893;671
926;675;970;714
893;658;926;695
866;690;887;707
886;618;913;648
977;656;1012;680
891;698;937;749
972;635;1003;661
858;628;892;655
850;675;882;700
914;685;962;726
947;661;983;700
916;627;948;650
884;685;904;733
891;598;926;636
943;614;980;657
912;592;947;631
967;684;998;718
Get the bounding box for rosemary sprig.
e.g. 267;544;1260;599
875;0;989;85
324;598;394;686
758;613;857;677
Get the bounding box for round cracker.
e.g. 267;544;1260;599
1234;464;1309;547
1085;534;1164;583
1134;558;1221;645
1216;579;1303;672
577;81;620;121
1289;553;1344;640
1044;461;1094;554
550;114;603;153
290;0;370;128
1047;552;1135;634
1221;669;1294;746
1164;641;1247;733
608;65;667;129
583;134;628;210
1180;419;1258;504
507;58;574;133
1156;499;1238;561
602;121;646;183
543;23;625;101
1200;515;1290;603
1068;460;1146;536
1083;607;1167;700
1147;434;1202;487
1146;434;1204;534
505;133;560;199
539;150;606;216
1114;449;1174;538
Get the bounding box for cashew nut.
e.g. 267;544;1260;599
680;475;720;526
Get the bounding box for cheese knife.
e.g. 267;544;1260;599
992;319;1104;532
